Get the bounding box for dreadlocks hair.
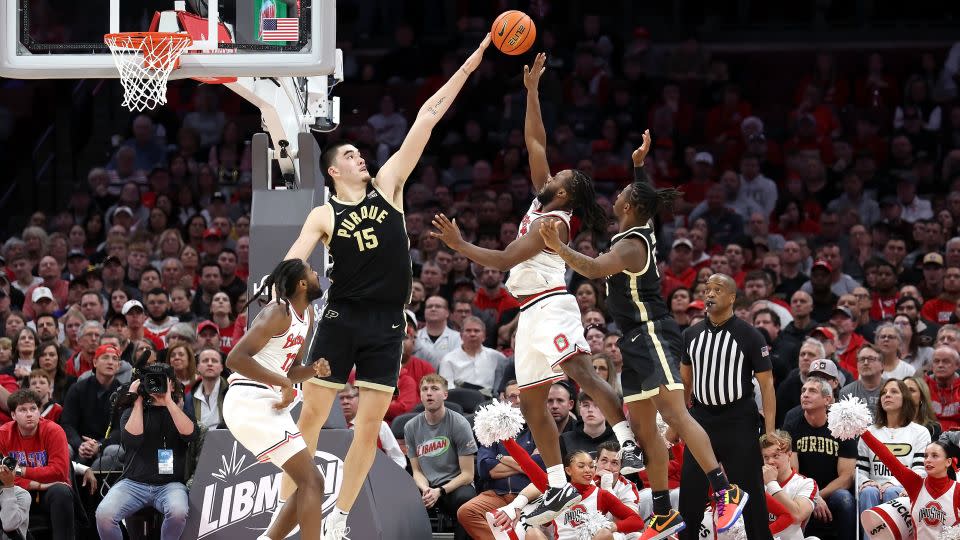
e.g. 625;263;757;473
241;259;308;313
627;181;683;223
567;169;609;237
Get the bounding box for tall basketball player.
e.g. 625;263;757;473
538;130;751;540
279;34;492;540
430;53;643;526
224;259;329;540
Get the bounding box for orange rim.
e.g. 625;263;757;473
104;32;192;70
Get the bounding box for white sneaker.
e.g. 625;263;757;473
322;513;350;540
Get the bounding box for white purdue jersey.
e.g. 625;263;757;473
505;199;572;296
769;472;817;540
856;423;930;488
228;301;309;387
912;481;959;540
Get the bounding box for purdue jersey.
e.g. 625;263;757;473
326;181;412;306
606;224;670;330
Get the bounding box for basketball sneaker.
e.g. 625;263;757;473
713;484;749;533
639;509;686;540
322;511;351;540
524;484;581;526
619;440;645;474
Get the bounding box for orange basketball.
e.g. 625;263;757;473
490;10;536;56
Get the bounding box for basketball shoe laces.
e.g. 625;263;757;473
714;488;727;522
328;523;350;540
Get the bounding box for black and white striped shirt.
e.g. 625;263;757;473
681;316;771;407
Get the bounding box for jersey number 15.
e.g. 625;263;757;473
353;227;379;251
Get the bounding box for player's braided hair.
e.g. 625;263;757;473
567;169;609;237
241;259;307;313
627;181;683;223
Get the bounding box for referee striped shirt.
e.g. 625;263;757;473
681;316;772;407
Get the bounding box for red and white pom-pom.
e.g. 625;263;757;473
940;525;960;540
656;412;669;436
827;396;872;440
575;510;613;540
473;399;525;447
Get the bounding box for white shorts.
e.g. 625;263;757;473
514;292;590;390
223;382;306;467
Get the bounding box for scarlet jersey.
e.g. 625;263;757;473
227;301;309;388
505;199;572;296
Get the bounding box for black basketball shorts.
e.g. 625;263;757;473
307;301;404;392
618;317;685;402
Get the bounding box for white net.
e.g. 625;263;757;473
104;32;193;112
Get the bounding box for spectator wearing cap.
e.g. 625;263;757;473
782;358;847;427
109;205;136;232
807;260;839;322
925;346;960;431
65;249;90;281
60;344;125;468
122;300;163;352
831;306;867;378
100;255;126;294
661;238;696;297
196;320;221;353
472;266;519;329
414;296;462;369
917;252;945;301
26;287;60;321
678;151;718;214
23;256;68;320
827;169;881;228
870;259;901;321
799;243;859;298
873;322;916;380
921;263;960;324
191;262;222;320
840;343;885;414
738;154;778;218
200;227;224;263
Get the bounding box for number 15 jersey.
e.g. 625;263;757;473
327;181;412;306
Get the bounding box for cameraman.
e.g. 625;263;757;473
95;367;196;540
0;390;73;540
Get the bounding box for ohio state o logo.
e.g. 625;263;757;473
554;334;569;352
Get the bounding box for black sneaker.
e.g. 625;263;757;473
619;440;645;474
524;484;582;526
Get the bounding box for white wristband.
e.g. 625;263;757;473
765;481;782;495
513;494;529;509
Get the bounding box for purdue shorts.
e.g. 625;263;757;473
223;382;305;466
514;292;590;390
618;317;685;402
307;301;404;392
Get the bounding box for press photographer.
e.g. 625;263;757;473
0;390;72;540
95;363;196;540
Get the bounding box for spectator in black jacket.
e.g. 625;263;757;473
560;392;616;458
95;368;195;540
59;344;125;469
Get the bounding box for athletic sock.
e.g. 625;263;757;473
546;464;566;489
612;421;634;446
331;507;349;520
652;490;672;516
706;467;731;493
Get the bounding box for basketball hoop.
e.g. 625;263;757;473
104;32;193;112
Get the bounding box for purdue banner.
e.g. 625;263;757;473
184;428;431;539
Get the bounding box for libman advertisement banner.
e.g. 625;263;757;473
184;428;431;539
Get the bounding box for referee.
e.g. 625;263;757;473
678;273;776;540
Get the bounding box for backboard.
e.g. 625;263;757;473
1;0;336;80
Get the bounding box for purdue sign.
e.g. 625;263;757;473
184;428;431;539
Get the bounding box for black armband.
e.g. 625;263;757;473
633;165;650;184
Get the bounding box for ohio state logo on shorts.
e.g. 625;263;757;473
554;334;570;352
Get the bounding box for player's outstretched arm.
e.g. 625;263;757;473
539;219;637;279
631;129;652;184
523;52;550;191
430;213;551;272
285;205;333;262
227;303;295;389
377;34;491;197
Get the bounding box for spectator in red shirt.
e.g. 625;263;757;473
400;315;435;392
121;300;163;351
705;84;752;145
209;291;237;354
922;265;960;324
65;320;103;378
661;238;696;297
870;260;900;321
925;346;960;431
385;324;421;423
678;152;718;214
28;370;62;423
0;389;75;540
831;307;867;378
473;266;519;326
22;256;69;320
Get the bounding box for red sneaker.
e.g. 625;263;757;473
713;484;749;532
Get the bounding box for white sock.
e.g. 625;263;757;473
332;507;349;519
547;464;566;488
612;421;634;446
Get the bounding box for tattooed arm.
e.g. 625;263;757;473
539;219;645;279
376;34;491;201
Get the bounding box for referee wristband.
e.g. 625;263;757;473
765;481;782;496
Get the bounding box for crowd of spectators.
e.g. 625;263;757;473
1;6;960;539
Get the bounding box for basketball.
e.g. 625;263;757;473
490;10;536;55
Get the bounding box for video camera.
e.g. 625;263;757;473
0;454;18;471
110;350;181;410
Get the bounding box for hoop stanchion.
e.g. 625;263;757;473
103;32;193;112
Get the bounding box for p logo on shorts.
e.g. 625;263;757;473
554;334;569;352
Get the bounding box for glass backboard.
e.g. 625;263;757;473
1;0;335;80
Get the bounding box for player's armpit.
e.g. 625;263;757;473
286;205;332;261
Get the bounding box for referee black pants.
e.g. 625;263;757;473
678;398;772;540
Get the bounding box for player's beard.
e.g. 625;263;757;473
305;281;323;301
536;185;557;205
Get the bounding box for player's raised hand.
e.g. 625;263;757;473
313;358;331;378
632;129;652;167
461;33;491;75
430;214;465;249
538;218;564;252
523;52;547;91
